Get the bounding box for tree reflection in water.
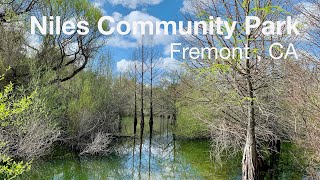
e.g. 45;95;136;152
19;117;305;180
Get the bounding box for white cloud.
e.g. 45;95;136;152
27;34;41;49
180;0;192;14
25;32;42;57
159;57;183;72
180;0;213;14
93;0;107;14
295;2;319;15
294;2;319;29
112;12;123;21
123;11;176;46
108;11;177;49
293;2;319;40
116;57;183;73
117;59;136;73
108;36;137;48
164;45;172;56
64;42;79;55
107;0;162;9
116;59;147;73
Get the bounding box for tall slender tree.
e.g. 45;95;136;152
140;38;145;133
134;61;138;135
180;0;292;179
149;52;154;129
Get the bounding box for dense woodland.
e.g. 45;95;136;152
0;0;319;179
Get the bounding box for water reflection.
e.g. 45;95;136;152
19;117;305;180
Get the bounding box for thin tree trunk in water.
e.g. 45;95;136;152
138;127;143;180
173;133;176;161
160;117;162;136
118;114;122;133
242;59;258;180
167;117;169;137
149;56;154;130
118;74;122;133
134;63;138;135
140;39;145;133
148;129;152;179
131;138;136;177
172;94;177;125
148;120;153;179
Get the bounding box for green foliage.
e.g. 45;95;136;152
196;64;231;78
0;83;34;126
173;75;215;139
0;74;33;179
250;6;289;14
63;70;120;140
67;71;112;119
0;7;20;23
48;0;105;27
174;104;208;138
0;155;31;180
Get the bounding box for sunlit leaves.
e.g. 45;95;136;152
48;0;105;27
250;6;289;14
0;72;33;179
0;82;34;126
0;154;31;180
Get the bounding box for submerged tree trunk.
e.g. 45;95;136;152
138;127;143;180
140;40;145;133
118;76;122;133
242;59;258;180
172;100;177;125
118;114;122;133
242;115;258;180
148;124;153;179
269;139;281;178
134;63;138;135
149;56;154;130
131;138;136;177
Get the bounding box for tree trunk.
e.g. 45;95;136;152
118;114;122;133
134;63;138;135
242;118;258;180
140;40;145;132
149;57;154;130
118;75;122;133
269;139;281;168
242;59;259;180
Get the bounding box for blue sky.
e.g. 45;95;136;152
93;0;183;20
91;0;185;74
88;0;316;75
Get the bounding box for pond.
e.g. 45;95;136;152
18;117;306;180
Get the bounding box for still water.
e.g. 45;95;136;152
19;118;305;180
